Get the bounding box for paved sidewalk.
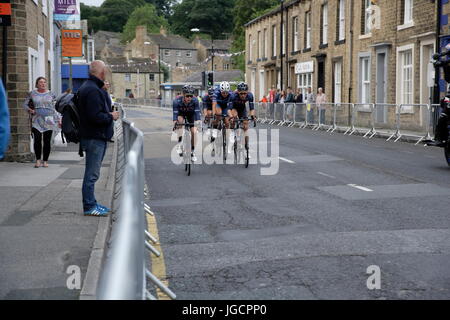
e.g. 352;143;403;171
0;142;115;299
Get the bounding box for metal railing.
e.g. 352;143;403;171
97;103;176;300
253;102;437;144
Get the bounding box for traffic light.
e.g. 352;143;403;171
207;72;214;86
201;71;207;88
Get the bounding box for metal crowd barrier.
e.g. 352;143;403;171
254;102;437;144
97;105;176;300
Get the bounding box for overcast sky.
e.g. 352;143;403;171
80;0;105;7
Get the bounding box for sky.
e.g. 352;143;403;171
80;0;105;7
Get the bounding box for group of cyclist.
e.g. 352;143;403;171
173;81;256;162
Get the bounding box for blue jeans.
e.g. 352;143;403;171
81;138;107;211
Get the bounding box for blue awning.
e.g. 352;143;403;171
61;64;90;79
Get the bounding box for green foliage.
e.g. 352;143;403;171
100;0;146;33
143;0;177;18
122;4;169;43
160;64;170;82
169;0;235;39
231;0;278;71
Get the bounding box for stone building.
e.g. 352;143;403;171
245;0;441;111
0;0;62;161
192;37;234;71
106;57;161;99
125;26;197;80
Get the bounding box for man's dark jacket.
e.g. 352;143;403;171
78;75;113;141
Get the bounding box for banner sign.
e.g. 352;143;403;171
62;29;83;57
0;0;11;26
54;0;80;21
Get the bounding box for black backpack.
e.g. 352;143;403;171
55;92;83;157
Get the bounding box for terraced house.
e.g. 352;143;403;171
245;0;449;109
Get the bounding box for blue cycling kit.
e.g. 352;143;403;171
173;96;201;124
228;92;255;118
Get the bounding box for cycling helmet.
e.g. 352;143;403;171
237;82;248;92
207;86;215;96
219;81;230;92
182;85;195;95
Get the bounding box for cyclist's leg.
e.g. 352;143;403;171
177;115;185;144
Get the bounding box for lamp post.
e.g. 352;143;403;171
280;0;284;91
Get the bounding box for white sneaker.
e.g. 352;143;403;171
176;144;183;157
191;152;198;162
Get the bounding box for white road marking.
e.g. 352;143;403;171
348;184;374;192
279;157;295;164
317;172;336;179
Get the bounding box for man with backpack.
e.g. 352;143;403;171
78;60;119;216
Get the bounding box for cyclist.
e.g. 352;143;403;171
173;85;201;162
211;81;233;145
227;82;256;154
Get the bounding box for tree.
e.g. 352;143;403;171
99;0;146;32
144;0;176;18
231;0;278;71
122;4;169;43
170;0;235;39
80;3;104;33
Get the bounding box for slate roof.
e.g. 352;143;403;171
184;70;244;83
147;34;194;50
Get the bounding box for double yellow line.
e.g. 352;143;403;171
146;203;171;300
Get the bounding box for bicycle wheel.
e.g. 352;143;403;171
445;142;450;167
245;145;249;168
222;127;227;162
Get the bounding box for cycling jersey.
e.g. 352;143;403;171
212;90;233;116
202;94;213;111
228;91;255;118
173;96;201;122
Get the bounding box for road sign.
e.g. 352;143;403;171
54;0;80;21
0;0;11;26
62;29;82;57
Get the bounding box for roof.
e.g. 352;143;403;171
198;39;232;51
106;57;160;73
184;70;244;83
147;34;194;50
93;30;123;54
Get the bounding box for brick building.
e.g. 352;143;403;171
1;0;62;161
245;0;440;111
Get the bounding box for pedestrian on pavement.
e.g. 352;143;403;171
269;87;276;103
78;60;120;216
285;87;295;121
274;89;281;103
316;87;327;124
23;77;59;168
295;88;303;103
305;87;315;123
0;79;10;160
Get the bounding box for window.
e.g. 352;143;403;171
223;63;230;70
305;12;311;49
360;57;370;104
164;49;170;57
249;34;253;61
272;25;277;57
125;74;131;81
186;51;192;57
28;48;39;91
400;50;413;104
337;0;346;41
126;89;132;97
297;73;313;98
176;51;181;57
149;74;155;81
404;0;414;24
321;3;328;45
263;28;267;58
292;17;299;52
87;40;94;63
257;31;261;59
362;0;371;35
42;0;48;16
334;61;342;103
282;23;286;55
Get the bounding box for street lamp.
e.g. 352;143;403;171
280;0;285;91
191;28;215;72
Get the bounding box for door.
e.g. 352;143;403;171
318;60;325;91
376;52;387;123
